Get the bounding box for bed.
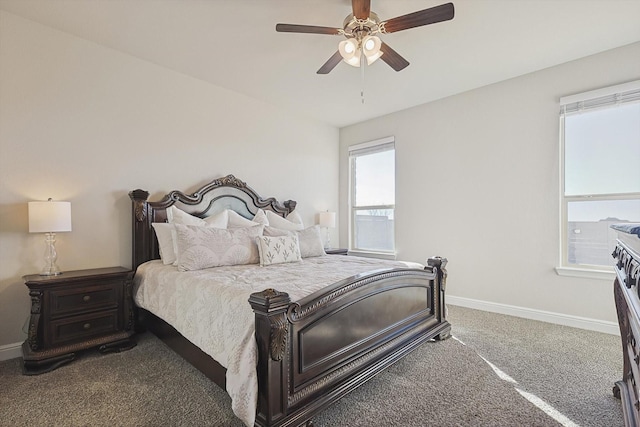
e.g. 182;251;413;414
128;174;451;427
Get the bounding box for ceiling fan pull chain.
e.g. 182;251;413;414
361;53;366;104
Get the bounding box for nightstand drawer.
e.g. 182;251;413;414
50;283;120;317
49;310;119;346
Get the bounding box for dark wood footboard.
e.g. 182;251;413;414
249;257;450;427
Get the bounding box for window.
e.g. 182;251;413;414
349;137;395;255
559;81;640;272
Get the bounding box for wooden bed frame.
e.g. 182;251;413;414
129;174;451;427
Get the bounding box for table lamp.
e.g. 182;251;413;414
28;199;72;276
319;211;336;249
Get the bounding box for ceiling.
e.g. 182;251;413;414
1;0;639;128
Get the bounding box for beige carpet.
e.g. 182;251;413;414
0;306;623;426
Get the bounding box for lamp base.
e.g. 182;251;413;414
40;232;63;276
39;268;62;276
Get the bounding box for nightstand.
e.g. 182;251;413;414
325;248;348;255
22;267;136;375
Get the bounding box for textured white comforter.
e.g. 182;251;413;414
133;255;422;426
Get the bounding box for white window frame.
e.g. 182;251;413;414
348;136;396;258
556;80;640;280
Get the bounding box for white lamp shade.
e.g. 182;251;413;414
319;211;336;228
339;39;361;67
362;35;383;65
28;200;72;233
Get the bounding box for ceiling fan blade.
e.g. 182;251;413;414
352;0;371;20
380;42;410;71
381;2;454;34
317;51;343;74
276;23;341;35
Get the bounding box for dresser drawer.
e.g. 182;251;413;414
49;283;120;317
48;310;120;346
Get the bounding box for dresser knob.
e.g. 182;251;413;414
83;323;91;330
83;295;91;302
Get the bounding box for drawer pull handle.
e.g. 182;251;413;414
83;295;91;302
83;323;91;330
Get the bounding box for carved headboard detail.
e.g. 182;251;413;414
129;174;297;270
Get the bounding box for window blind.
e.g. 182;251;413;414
560;80;640;115
349;136;395;157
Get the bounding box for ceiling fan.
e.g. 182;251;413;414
276;0;455;74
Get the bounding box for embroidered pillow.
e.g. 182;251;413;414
165;207;228;265
263;225;325;258
174;224;264;271
256;235;302;266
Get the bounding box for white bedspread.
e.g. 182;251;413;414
133;255;422;426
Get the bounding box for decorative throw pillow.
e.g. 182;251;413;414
174;224;264;271
266;210;304;231
165;207;228;266
152;222;177;265
263;225;325;258
256;235;302;267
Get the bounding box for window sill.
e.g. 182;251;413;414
554;266;615;281
348;250;397;260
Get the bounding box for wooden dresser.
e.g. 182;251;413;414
612;224;640;427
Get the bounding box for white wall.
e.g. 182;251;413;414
0;11;339;348
340;42;640;327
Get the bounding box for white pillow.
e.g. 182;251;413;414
266;210;304;231
227;210;260;228
166;206;206;226
256;235;302;266
174;224;264;271
252;209;269;226
152;223;177;265
286;209;304;226
204;210;229;228
165;207;228;265
296;225;326;258
264;225;325;258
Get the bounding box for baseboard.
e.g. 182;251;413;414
447;295;620;336
0;342;23;361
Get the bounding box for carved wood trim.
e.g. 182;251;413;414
613;243;640;291
269;313;288;361
129;189;150;222
27;290;43;351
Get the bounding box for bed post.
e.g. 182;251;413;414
249;288;292;427
129;189;151;271
428;256;450;340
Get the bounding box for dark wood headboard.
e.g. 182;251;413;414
128;174;296;271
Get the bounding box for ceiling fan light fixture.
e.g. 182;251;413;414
339;38;361;67
362;35;383;65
